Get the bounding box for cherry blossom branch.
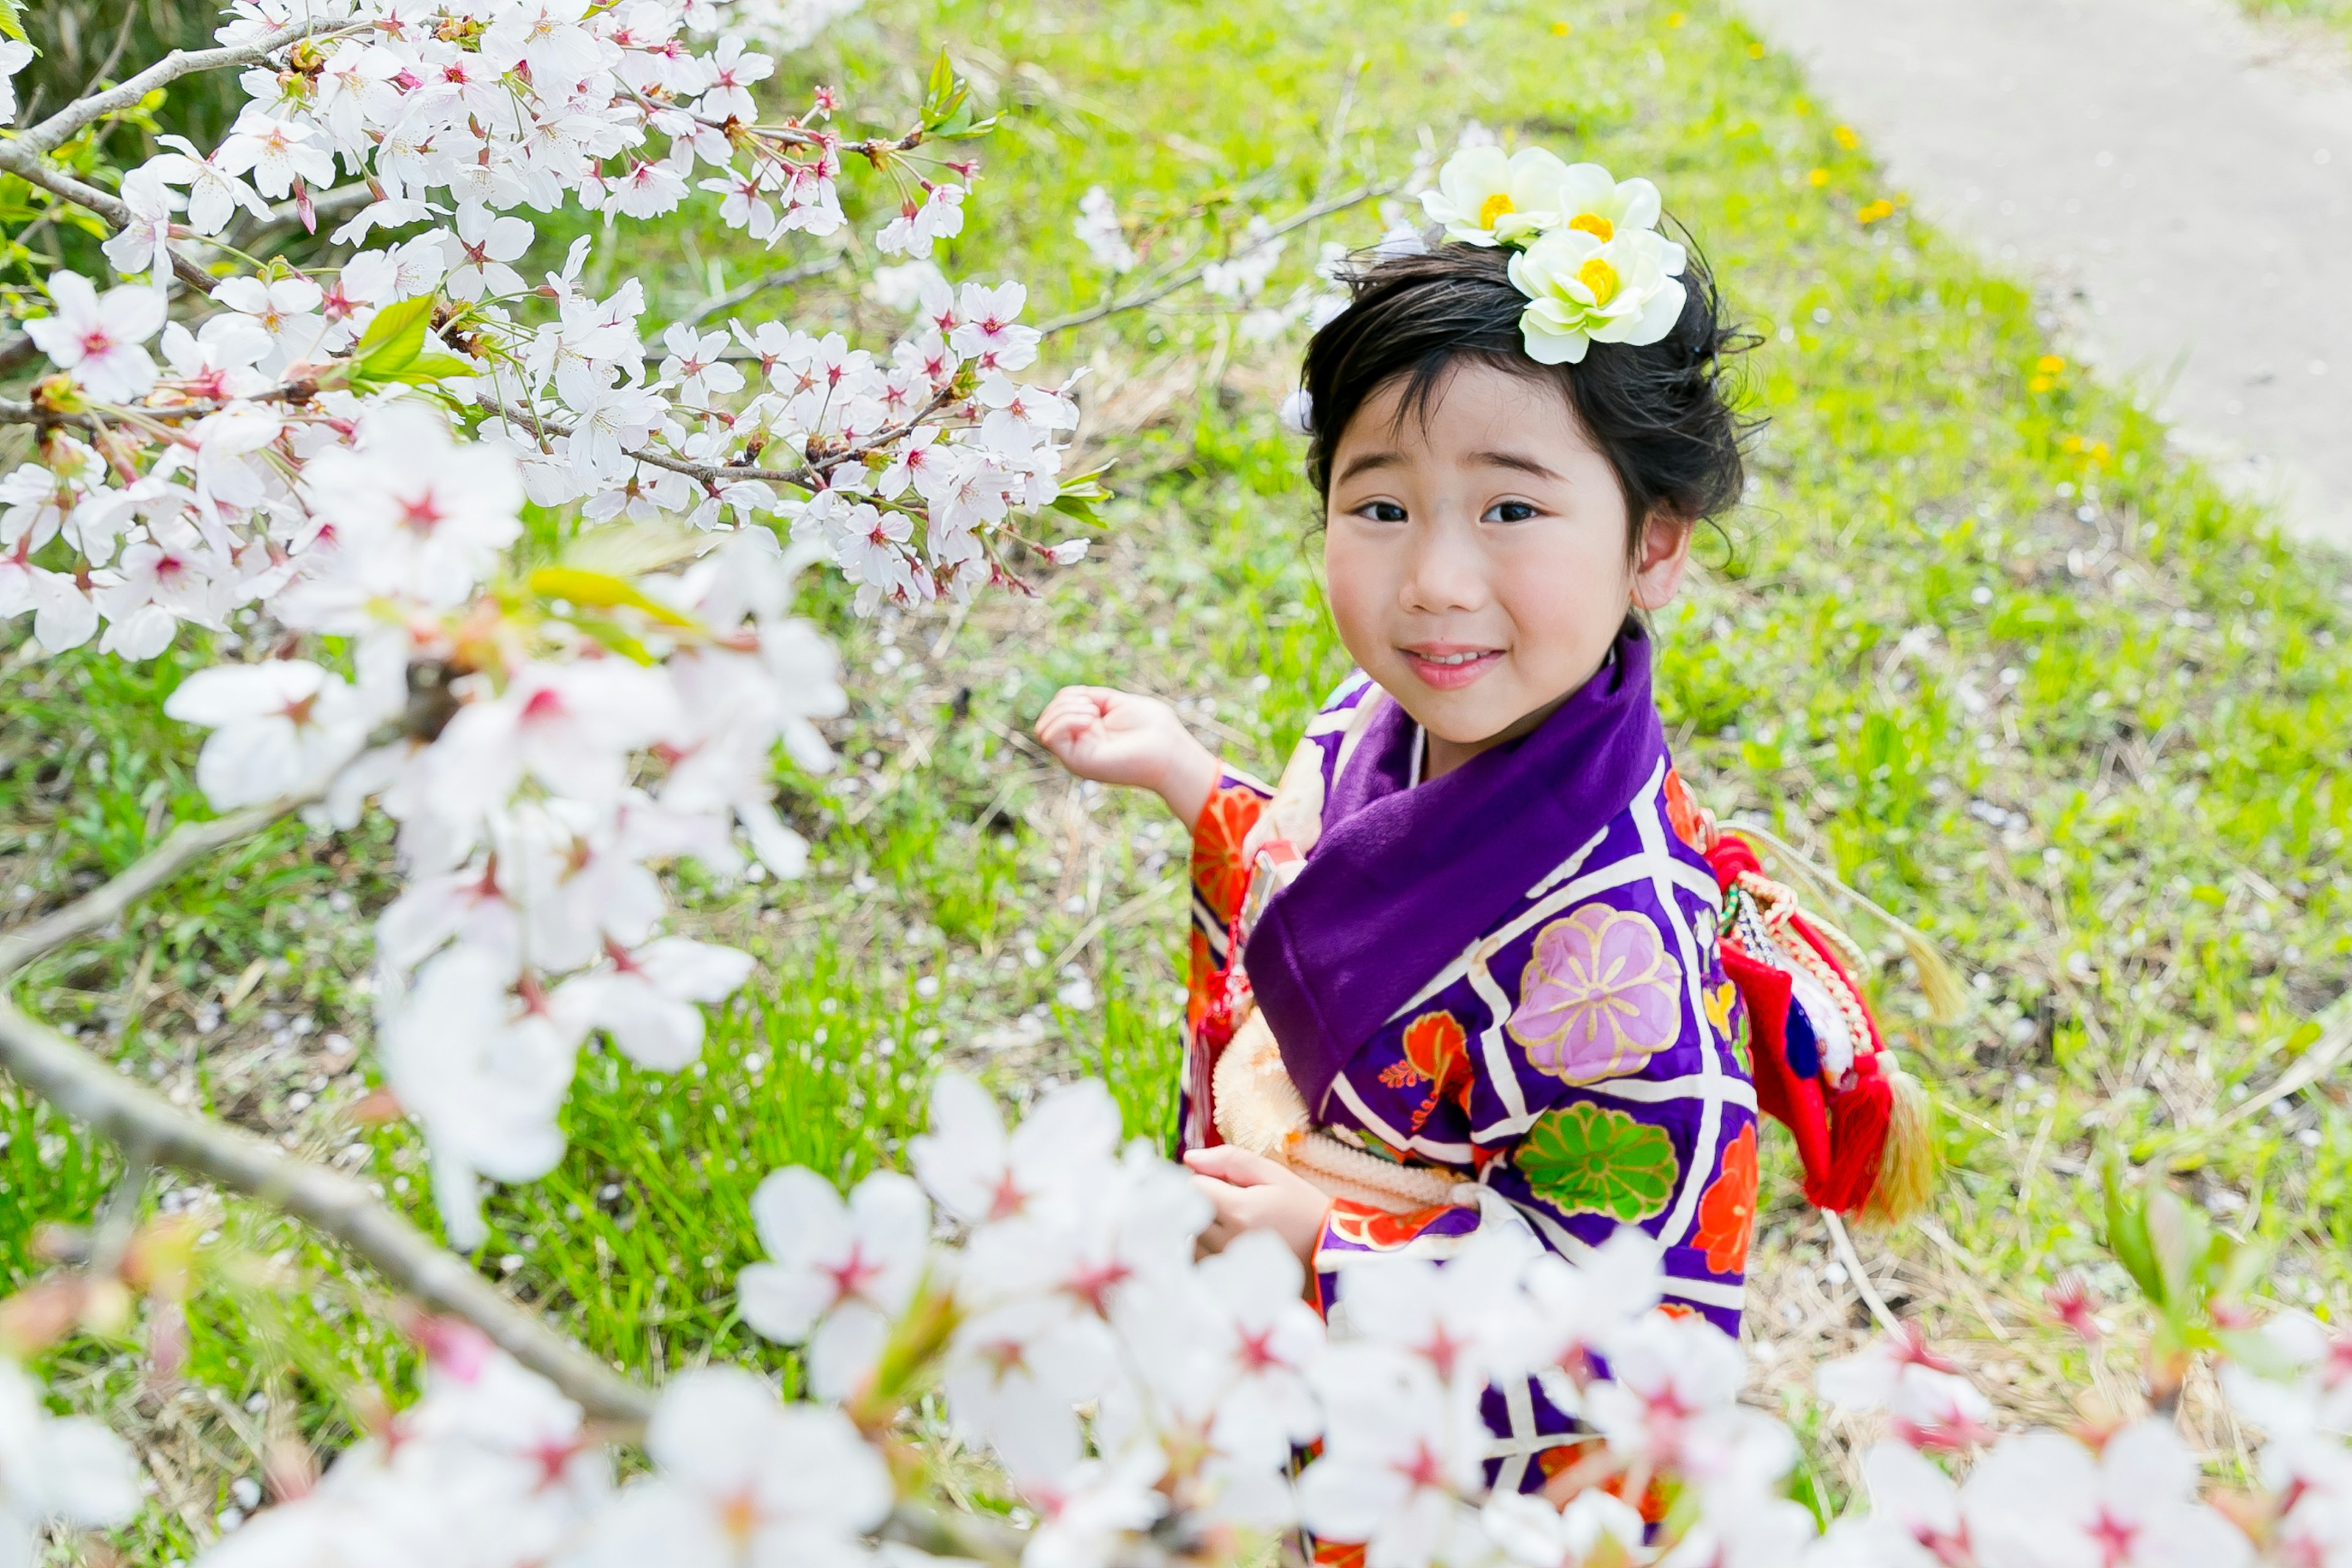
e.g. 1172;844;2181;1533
477;382;961;492
0;991;658;1424
1035;180;1396;335
0;794;322;982
0;140;218;294
13;19;349;159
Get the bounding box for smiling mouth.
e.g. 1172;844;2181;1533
1400;646;1503;690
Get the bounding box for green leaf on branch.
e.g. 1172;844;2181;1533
0;0;31;46
527;566;704;631
348;295;475;390
1045;463;1112;526
922;48;967;127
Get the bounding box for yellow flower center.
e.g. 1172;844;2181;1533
1568;211;1614;242
1576;257;1620;305
1477;192;1517;230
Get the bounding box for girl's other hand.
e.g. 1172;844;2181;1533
1182;1145;1331;1267
1033;686;1219;826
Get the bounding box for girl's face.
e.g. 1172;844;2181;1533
1323;360;1692;765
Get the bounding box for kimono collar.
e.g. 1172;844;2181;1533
1243;622;1668;1117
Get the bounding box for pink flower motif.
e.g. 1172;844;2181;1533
1507;905;1683;1084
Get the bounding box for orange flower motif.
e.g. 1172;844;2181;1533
1377;1010;1474;1133
1663;767;1709;850
1694;1123;1759;1276
1313;1541;1368;1568
1326;1200;1457;1251
1190;785;1266;927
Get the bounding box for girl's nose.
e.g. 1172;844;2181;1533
1398;513;1490;614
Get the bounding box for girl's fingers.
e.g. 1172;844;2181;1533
1183;1145;1286;1188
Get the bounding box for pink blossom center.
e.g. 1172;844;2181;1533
2088;1510;2139;1568
820;1243;885;1310
1394;1440;1446;1493
1061;1259;1132;1318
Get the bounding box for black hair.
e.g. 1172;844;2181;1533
1299;235;1752;555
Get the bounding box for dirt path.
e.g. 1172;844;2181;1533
1731;0;2352;551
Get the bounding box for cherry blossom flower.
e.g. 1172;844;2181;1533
1963;1423;2252;1568
0;39;33;126
26;272;167;402
145;135;274;236
163;660;379;807
909;1072;1125;1227
696;36;775;121
552;938;756;1071
567;1369;890;1568
1073;186;1138;273
381;946;586;1248
102;165;184;283
0;1358;140;1561
1819;1332;1996;1451
217;107;338;198
212;274;328;372
1298;1342;1490;1568
738;1167;932;1397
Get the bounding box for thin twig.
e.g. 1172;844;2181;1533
1035;181;1397;336
680;254;843;331
0;795;320;982
0;992;656;1423
15;20;347;159
1823;1211;1903;1336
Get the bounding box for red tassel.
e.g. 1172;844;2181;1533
1717;943;1833;1196
1820;1055;1893;1212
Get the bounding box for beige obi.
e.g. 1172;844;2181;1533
1212;1008;1467;1213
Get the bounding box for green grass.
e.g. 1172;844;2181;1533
4;0;2352;1548
2230;0;2352;45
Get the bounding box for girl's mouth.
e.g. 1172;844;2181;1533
1400;646;1502;690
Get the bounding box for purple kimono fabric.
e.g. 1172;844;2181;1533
1182;628;1757;1498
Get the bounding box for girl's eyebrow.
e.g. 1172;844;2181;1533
1334;450;1403;483
1470;450;1565;480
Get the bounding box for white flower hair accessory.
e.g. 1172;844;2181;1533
1419;143;1690;365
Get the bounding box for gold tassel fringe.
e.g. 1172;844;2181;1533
1855;1061;1936;1229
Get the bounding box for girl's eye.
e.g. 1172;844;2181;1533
1484;500;1540;523
1359;501;1408;524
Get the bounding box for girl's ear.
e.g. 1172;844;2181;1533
1629;510;1696;611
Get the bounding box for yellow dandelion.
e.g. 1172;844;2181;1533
2060;435;2084;453
1449;9;1468;23
1749;41;1765;58
1667;10;1686;24
1807;167;1829;187
2029;375;2054;393
1856;198;1894;224
2091;442;2112;462
2035;353;2067;374
1553;18;1572;32
1834;124;1858;149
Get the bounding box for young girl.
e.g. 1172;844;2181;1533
1036;148;1919;1495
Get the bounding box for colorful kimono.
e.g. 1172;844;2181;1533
1180;625;1757;1498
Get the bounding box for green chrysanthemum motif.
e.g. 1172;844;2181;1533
1515;1101;1679;1223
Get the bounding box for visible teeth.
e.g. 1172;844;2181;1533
1420;651;1487;666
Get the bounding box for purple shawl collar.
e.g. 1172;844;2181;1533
1243;624;1667;1116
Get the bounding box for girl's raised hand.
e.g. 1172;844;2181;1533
1182;1145;1332;1266
1033;685;1219;826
